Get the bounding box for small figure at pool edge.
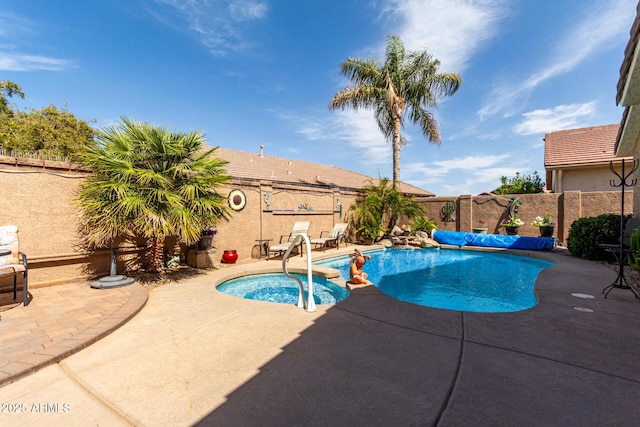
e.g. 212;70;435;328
348;249;371;285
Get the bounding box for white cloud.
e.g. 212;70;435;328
403;154;528;195
0;53;73;71
307;1;509;180
512;101;598;135
151;0;268;56
383;0;508;73
282;109;391;167
0;11;32;38
478;0;635;119
0;11;74;71
229;1;267;21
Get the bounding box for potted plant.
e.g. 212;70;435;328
502;198;523;235
198;228;217;250
532;214;556;237
473;219;488;234
502;218;524;235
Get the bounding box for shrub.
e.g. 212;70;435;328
566;214;630;260
409;216;438;234
492;171;545;194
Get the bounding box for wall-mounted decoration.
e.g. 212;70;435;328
264;192;270;208
441;200;456;222
228;189;247;211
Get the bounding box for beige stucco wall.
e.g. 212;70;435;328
1;156;634;287
0;162;106;286
553;164;636;193
0;158;358;286
420;191;631;244
213;181;357;262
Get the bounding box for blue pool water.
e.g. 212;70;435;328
316;248;554;313
217;273;349;305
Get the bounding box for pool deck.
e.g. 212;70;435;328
1;244;640;425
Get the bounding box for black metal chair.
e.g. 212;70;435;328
597;217;640;299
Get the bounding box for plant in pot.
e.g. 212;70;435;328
473;219;488;234
502;198;523;235
502;217;524;235
532;214;556;237
198;228;217;250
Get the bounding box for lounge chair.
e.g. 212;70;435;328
268;221;311;260
0;225;29;306
311;223;348;251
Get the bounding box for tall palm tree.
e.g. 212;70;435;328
330;35;461;189
75;117;231;272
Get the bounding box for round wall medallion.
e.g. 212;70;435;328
228;189;246;211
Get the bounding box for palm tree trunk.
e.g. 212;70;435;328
392;136;401;190
390;81;404;187
147;236;165;273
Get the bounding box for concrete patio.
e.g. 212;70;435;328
0;245;639;426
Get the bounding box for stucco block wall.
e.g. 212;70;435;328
213;183;357;261
0;163;100;285
1;155;634;287
0;158;358;286
560;166;620;192
420;191;630;244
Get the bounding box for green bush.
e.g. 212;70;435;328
566;214;630;260
409;216;437;235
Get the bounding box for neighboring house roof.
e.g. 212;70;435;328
544;124;631;168
216;147;434;196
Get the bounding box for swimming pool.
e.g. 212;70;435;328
217;273;349;305
316;248;554;312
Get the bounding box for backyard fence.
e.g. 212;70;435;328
0;155;632;287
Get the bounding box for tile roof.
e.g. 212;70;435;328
617;1;640;105
215;147;434;196
615;2;640;155
544;124;632;168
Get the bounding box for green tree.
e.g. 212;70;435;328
330;35;461;188
493;171;545;194
350;178;426;241
0;80;25;115
0;105;95;159
75;117;231;272
0;81;95;159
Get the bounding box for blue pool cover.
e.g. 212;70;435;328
432;230;555;251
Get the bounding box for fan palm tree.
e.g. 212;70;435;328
330;35;461;189
75;117;231;272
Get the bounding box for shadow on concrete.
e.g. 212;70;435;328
195;252;640;426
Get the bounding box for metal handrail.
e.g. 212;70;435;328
281;233;316;312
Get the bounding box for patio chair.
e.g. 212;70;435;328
311;222;348;251
268;221;311;260
0;225;29;306
597;217;640;259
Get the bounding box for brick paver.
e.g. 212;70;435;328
0;281;147;387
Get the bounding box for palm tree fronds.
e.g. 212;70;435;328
329;34;461;188
74;117;232;271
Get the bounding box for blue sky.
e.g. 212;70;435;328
1;0;636;196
